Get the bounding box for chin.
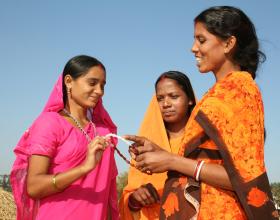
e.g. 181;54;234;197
163;118;177;124
85;102;97;109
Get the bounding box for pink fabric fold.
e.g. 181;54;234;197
10;75;119;220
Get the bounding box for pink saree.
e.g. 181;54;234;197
10;75;120;220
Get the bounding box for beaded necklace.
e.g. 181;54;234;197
62;108;135;167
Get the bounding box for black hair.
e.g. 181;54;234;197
194;6;266;79
62;55;106;104
155;71;196;116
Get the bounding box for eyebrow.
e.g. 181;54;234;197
87;78;106;84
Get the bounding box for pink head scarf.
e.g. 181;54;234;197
10;74;117;220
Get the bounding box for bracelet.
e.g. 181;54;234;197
195;160;205;182
128;193;142;212
193;160;205;182
52;173;62;191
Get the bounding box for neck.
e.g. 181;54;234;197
165;117;188;139
64;102;88;124
213;61;241;82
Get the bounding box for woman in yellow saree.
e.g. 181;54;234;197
119;71;196;219
125;6;278;220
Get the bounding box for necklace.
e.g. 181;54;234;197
62;108;135;168
63;108;96;142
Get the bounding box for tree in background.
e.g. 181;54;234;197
271;182;280;210
0;175;12;192
117;172;128;200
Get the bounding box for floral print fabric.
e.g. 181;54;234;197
161;72;277;220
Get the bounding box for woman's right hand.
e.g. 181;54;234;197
124;135;162;159
81;136;108;173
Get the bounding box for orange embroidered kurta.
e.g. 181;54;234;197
119;96;184;220
160;72;278;220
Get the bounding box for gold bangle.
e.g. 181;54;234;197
52;173;62;191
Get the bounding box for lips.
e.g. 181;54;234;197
163;111;175;117
89;96;99;102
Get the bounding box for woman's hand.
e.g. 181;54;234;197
124;135;174;174
130;183;160;207
124;135;162;159
135;150;174;174
81;136;108;173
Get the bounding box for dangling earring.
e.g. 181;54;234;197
67;87;72;98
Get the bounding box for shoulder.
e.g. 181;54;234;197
31;112;65;135
34;112;61;125
223;71;260;94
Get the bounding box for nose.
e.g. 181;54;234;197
94;84;104;96
163;98;171;108
191;41;198;54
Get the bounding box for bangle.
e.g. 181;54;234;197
128;193;142;212
193;160;205;182
52;173;62;191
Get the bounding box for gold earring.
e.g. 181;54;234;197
67;87;72;98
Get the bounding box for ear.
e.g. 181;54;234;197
188;100;193;105
64;74;73;89
224;36;237;54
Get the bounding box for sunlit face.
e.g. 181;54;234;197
191;22;228;74
156;78;190;124
66;66;106;108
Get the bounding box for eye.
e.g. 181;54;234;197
198;37;206;44
156;96;163;101
88;80;98;86
171;95;179;99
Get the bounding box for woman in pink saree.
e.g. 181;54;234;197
10;55;120;220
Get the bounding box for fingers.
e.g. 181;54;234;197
145;183;160;202
123;135;146;145
90;136;108;150
137;145;155;154
132;186;156;206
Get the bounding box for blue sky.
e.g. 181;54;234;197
1;1;279;182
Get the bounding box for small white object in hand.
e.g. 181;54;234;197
105;133;132;146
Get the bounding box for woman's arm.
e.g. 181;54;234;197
27;136;107;199
125;135;233;191
169;154;232;190
27;155;89;198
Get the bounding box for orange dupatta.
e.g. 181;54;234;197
119;95;183;220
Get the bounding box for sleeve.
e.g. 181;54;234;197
28;112;62;158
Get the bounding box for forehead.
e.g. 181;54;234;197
194;22;214;37
82;66;106;80
156;78;184;93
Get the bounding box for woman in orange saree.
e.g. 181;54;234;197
119;71;196;219
125;6;278;220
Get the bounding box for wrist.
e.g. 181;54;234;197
79;164;91;175
167;154;178;170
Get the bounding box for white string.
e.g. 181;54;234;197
105;133;132;146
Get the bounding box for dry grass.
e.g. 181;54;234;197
0;187;16;220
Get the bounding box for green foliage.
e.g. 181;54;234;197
271;182;280;208
0;174;12;192
117;171;128;200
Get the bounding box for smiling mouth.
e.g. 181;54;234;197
89;96;99;102
195;57;202;65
